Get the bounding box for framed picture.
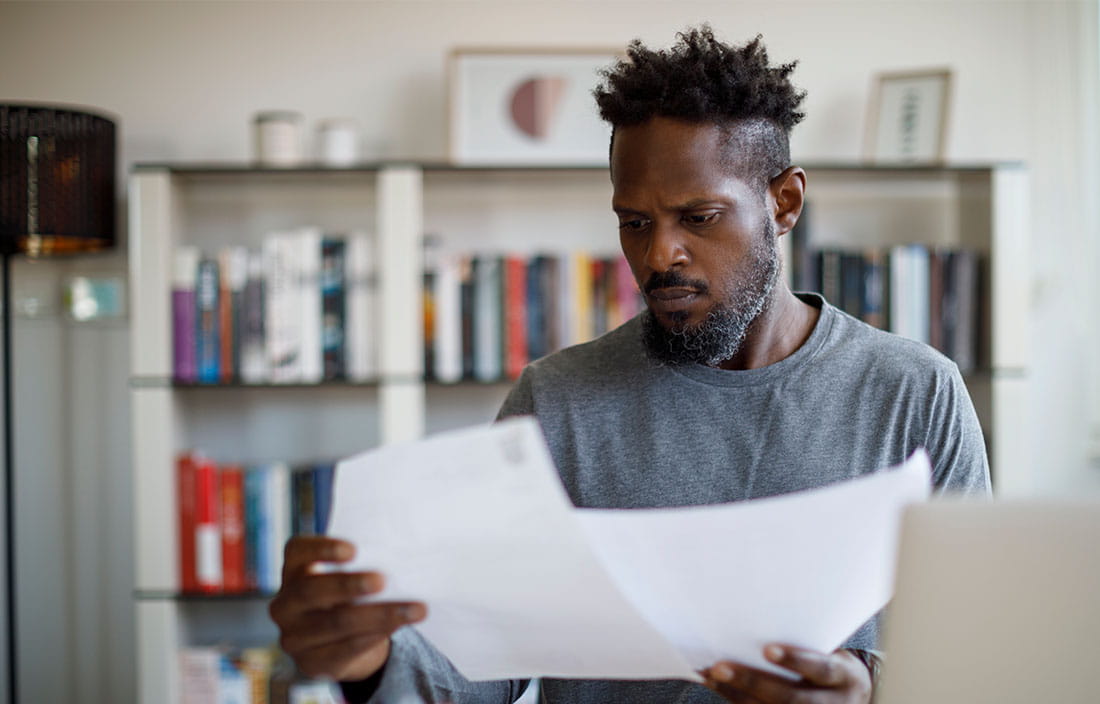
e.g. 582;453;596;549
448;48;621;166
865;69;952;164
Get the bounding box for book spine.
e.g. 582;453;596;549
264;462;291;593
177;452;198;592
526;256;546;362
840;252;864;318
345;233;376;381
292;465;317;537
218;248;235;383
889;244;909;338
614;256;641;326
473;256;503;382
541;255;561;353
819;249;842;309
910;245;931;345
298;227;324;384
571;252;593;344
504;255;528;380
459;257;475;380
243;467;264;591
321;238;347;381
264;233;300;383
172;248;200;383
312;464;335;535
196;257;221;384
179;648;222;704
433;254;463;383
952;250;979;374
239;252;267;384
591;258;608;336
219;464;246;593
861;248;887;330
929;248;947;354
194;456;222;593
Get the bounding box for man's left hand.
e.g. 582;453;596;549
702;644;872;703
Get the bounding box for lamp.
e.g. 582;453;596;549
0;104;116;704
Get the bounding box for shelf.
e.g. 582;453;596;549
128;376;516;389
136;590;275;602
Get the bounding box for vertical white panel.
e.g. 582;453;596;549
990;375;1032;498
990;166;1030;371
129;171;176;378
377;167;426;444
136;601;180;704
131;388;178;591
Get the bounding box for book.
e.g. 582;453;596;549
571;252;593;344
504;255;528;380
239;251;267;384
345;232;376;381
172;248;200;383
839;252;863;318
196;256;221;384
613;256;641;328
239;647;276;704
177;453;199;592
264;233;301;383
861;248;888;330
219;464;247;593
473;256;503;382
292;465;318;537
312;463;335;535
262;462;291;593
951;250;979;374
459;257;476;380
320;237;347;381
219;246;248;384
818;249;842;308
194;455;222;593
433;253;464;383
297;227;324;384
179;648;221;704
243;467;265;591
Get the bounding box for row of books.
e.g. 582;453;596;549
177;453;335;594
422;251;643;382
790;243;983;373
180;645;342;704
173;227;376;385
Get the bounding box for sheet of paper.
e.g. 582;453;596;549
327;417;929;683
577;452;931;676
326;417;699;682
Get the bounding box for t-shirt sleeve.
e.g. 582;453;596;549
925;365;992;497
495;366;536;421
343;627;529;703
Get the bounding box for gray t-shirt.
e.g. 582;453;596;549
358;294;991;703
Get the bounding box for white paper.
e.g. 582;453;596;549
327;417;930;682
327;418;698;682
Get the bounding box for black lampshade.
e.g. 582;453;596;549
0;104;116;257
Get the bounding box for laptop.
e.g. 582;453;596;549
877;500;1100;703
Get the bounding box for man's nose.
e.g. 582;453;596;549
643;221;690;272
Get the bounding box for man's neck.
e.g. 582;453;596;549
716;286;820;371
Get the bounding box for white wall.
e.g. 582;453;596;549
1;1;1098;702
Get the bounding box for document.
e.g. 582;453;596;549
326;417;930;682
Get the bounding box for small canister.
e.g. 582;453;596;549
253;111;303;167
316;118;360;166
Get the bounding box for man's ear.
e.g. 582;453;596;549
769;166;806;237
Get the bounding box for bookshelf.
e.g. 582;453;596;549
128;161;1028;703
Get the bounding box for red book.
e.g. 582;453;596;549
194;456;223;593
218;252;234;383
219;464;246;593
504;256;528;380
177;453;198;592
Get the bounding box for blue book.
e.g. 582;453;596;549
195;256;221;383
312;463;335;535
243;467;266;592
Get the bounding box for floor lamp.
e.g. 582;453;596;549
0;105;116;704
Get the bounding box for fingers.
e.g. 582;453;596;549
293;631;390;681
270;570;384;623
281;535;355;581
704;661;798;704
763;644;852;688
279;601;427;653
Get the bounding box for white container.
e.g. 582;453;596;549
253;111;303;167
316;118;360;166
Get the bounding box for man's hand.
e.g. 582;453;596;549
268;536;427;682
702;644;872;703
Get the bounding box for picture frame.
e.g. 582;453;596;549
864;69;952;164
448;48;621;166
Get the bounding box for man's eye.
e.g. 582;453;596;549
685;213;718;225
618;218;648;231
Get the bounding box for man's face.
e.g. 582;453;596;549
610;117;780;366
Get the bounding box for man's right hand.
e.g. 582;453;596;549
268;536;428;682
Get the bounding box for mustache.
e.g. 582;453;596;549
643;270;709;295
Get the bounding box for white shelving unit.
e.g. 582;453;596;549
128;161;1029;703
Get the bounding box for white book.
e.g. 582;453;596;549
297;227;324;384
179;648;221;704
264;232;302;383
346;232;377;381
889;245;910;339
556;251;574;350
473;256;502;382
909;245;931;346
433;253;464;384
265;462;291;594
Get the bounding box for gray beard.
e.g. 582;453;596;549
641;226;780;367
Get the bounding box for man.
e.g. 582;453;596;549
270;27;989;703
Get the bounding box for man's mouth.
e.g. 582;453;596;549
646;287;702;312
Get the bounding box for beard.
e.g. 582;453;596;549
640;218;780;367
